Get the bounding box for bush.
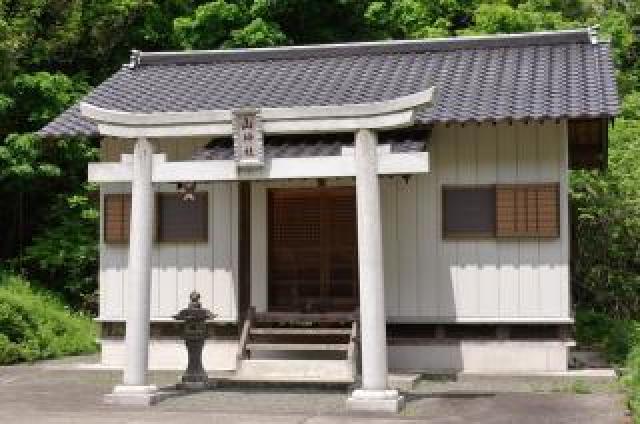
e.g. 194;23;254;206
575;309;640;365
625;345;640;423
570;118;640;320
0;272;97;365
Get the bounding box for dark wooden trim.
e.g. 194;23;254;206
238;182;251;321
255;311;359;323
387;323;572;345
237;307;255;360
99;321;572;344
568;118;608;170
100;321;239;339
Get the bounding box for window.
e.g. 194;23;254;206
104;194;131;244
442;183;560;239
442;186;496;238
495;184;559;238
156;192;208;242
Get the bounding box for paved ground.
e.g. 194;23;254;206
0;355;630;424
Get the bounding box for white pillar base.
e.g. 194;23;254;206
346;389;405;413
104;385;162;406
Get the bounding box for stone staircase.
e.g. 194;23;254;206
232;309;359;384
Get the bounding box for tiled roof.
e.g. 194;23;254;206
192;128;430;160
38;29;618;138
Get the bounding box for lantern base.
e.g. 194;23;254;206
176;379;215;391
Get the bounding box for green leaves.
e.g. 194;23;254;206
570;107;640;318
227;18;288;48
174;0;246;49
463;1;577;34
0;133;60;183
4;72;89;133
0;273;97;365
20;185;100;308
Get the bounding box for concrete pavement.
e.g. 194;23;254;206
0;356;630;424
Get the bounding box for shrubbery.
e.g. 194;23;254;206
576;310;640;423
0;272;97;364
625;346;640;423
575;309;640;365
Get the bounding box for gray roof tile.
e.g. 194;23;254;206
38;29;619;138
192;128;430;160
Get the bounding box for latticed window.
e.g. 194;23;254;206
495;184;559;238
104;194;131;243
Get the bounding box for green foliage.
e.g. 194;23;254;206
570;111;640;318
0;134;61;184
462;1;577;34
625;345;640;423
575;309;640;365
227;18;288;48
365;0;476;38
0;273;97;365
3;72;90;133
20;186;100;309
174;1;247;49
249;0;372;44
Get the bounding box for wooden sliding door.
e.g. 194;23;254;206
268;187;358;312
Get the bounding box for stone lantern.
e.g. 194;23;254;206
173;291;216;390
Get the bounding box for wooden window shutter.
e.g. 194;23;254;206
156;192;208;243
496;183;559;238
104;194;131;243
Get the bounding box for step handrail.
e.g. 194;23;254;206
237;306;255;360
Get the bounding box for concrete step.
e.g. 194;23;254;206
246;343;349;351
250;328;352;336
234;359;354;383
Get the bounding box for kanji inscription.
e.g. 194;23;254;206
232;109;264;167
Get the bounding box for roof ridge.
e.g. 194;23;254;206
129;28;597;68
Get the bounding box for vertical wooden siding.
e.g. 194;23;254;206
99;180;239;322
381;121;570;321
99;123;569;323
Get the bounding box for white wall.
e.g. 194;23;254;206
99;137;239;322
100;120;570;324
248;121;570;322
381;121;570;322
99;181;239;322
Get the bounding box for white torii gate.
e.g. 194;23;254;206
88;87;436;412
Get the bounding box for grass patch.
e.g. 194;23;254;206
0;272;98;365
570;379;593;394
